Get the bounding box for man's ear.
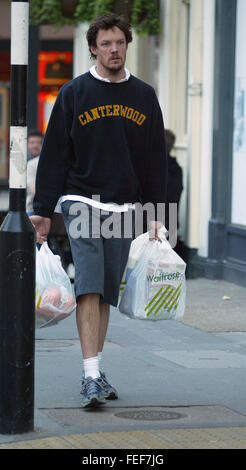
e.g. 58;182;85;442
90;46;97;58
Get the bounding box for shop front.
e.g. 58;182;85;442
204;0;246;286
0;0;74;220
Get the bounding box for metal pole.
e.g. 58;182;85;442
0;0;36;434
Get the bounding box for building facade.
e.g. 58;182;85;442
0;0;74;219
0;0;245;288
158;0;246;287
205;0;246;287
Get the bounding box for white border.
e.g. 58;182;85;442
11;2;29;65
9;126;27;189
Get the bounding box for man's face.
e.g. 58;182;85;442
27;136;43;158
91;26;127;76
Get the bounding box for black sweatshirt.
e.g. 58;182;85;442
33;72;167;218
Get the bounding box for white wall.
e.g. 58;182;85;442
157;0;190;242
198;0;215;257
73;22;92;78
186;0;203;249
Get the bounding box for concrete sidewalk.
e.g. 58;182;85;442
1;278;246;449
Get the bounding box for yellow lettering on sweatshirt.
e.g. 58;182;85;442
132;110;140;122
90;107;100;120
113;104;120;116
136;114;146;126
120;105;127;117
126;107;134;119
78;104;147;127
78;114;87;126
105;105;113;116
98;106;106;117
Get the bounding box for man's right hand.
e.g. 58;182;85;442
29;215;51;243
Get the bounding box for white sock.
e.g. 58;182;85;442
83;356;100;379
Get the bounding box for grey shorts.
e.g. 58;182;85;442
61;200;134;307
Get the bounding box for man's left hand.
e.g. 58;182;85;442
148;221;163;242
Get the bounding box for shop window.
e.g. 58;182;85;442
38;51;73;134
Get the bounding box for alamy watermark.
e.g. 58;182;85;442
67;195;178;248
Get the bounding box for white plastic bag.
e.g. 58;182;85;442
35;242;76;328
119;227;168;296
119;228;186;320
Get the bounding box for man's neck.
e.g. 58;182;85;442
95;65;126;83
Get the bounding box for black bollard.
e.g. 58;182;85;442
0;0;36;434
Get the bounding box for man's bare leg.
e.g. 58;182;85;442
76;293;100;359
98;303;110;353
76;296;110;357
77;295;118;401
76;293;107;406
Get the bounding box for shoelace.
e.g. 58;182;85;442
85;378;102;396
82;371;105;386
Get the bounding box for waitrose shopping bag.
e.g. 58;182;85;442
119;227;169;297
119;229;186;320
35;242;76;328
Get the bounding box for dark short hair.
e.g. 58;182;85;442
165;129;176;154
87;13;133;59
28;129;43;139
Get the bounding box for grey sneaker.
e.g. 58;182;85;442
100;372;118;400
80;376;106;408
81;371;118;400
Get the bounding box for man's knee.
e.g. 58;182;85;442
77;293;100;309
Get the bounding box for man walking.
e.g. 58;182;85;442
30;14;167;408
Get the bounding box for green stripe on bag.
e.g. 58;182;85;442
120;281;126;292
35;286;42;309
164;283;181;309
145;287;163;312
154;283;182;316
164;284;182;312
146;286;173;317
146;290;166;316
167;290;181;313
153;286;175;315
36;295;42;309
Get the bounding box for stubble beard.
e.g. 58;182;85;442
108;65;124;75
95;53;126;79
106;60;125;75
105;54;126;75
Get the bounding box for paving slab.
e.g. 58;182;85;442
1;278;246;450
1;426;246;449
182;278;246;332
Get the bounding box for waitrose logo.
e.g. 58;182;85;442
147;272;182;282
